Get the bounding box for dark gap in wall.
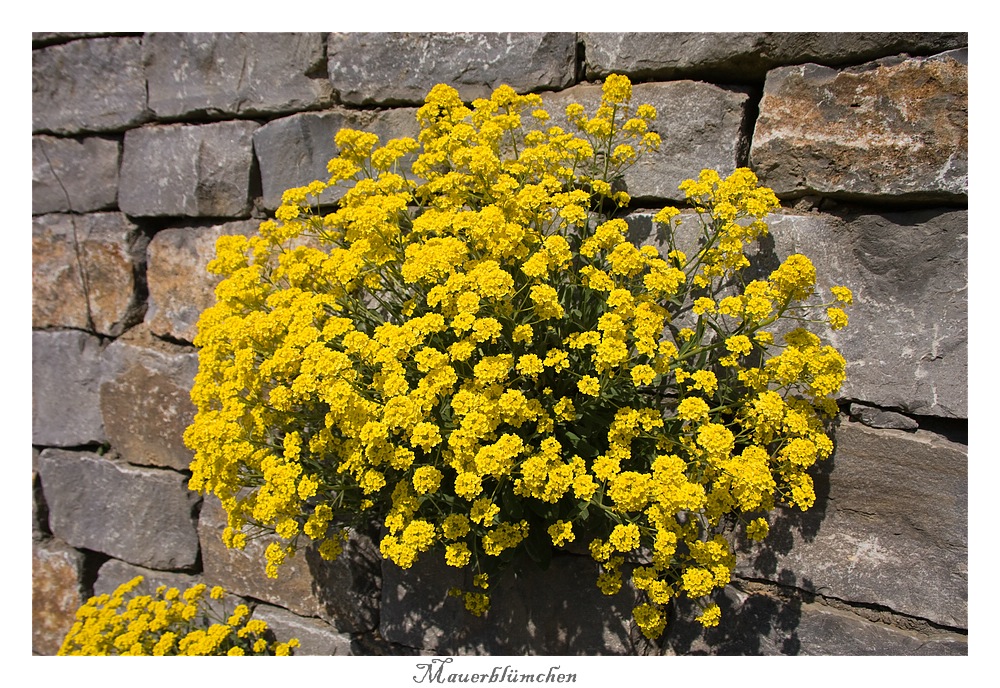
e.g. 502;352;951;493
78;548;112;600
914;414;968;445
574;35;587;85
738;86;763;169
31;33;143;50
778;191;967;215
32;467;52;539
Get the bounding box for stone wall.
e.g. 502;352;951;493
31;32;968;656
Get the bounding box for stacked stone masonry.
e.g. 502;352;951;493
31;32;968;656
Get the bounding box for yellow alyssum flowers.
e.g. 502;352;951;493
59;577;299;656
184;74;851;640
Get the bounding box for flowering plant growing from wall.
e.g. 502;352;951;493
184;74;851;639
59;576;300;655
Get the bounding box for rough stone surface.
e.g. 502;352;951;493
32;330;107;446
764;209;967;419
37;449;201;570
540;82;749;201
33;539;86;656
145;220;258;343
668;585;967;656
848;403;919;431
381;552;644;655
327;32;576;105
254;108;420;210
736;419;967;628
144;32;334;119
198;497;381;632
751;50;967;201
119;121;259;218
32;135;120;214
93;558;201;597
583;32;968;83
32;212;146;336
252;604;353;656
99;328;199;471
32;36;149;134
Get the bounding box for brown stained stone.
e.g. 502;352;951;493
32;212;146;337
751;50;967;200
99;328;199;471
32;539;86;655
145;221;257;343
197;496;381;633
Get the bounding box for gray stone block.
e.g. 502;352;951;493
736;419;967;628
119;121;259;218
539;81;749;201
380;552;644;655
327;32;577;105
99;328;199;471
764;209;967;419
751;50;967;201
252;604;353;656
145;220;258;343
32;330;107;447
583;32;968;83
37;449;201;570
32;212;146;336
93;558;201;597
254;107;420;210
32;135;120;214
32;36;149;134
668;585;967;655
198;496;381;633
33;538;86;655
848;403;919;431
144;32;334;118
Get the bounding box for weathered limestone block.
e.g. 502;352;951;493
32;36;149;134
33;539;86;655
145;220;257;342
198;497;381;632
252;604;353;656
93;558;201;597
327;32;576;105
736;420;967;628
37;449;201;570
668;585;967;656
32;330;107;446
32;212;146;336
99;328;199;471
751;50;967;201
765;209;967;419
144;32;334;118
380;552;644;654
540;81;749;201
119;121;259;218
254;108;420;210
32;135;120;214
582;32;968;83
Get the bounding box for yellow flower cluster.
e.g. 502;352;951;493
185;74;851;640
58;576;299;656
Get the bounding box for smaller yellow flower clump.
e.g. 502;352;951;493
58;576;299;656
185;74;852;640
